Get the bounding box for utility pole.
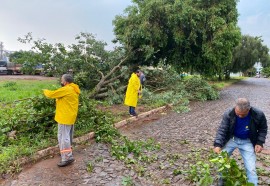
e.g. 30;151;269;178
0;42;4;60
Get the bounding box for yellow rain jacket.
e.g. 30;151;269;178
124;73;141;107
43;83;81;125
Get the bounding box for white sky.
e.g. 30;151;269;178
0;0;269;51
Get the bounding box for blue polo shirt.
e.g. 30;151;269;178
234;113;251;139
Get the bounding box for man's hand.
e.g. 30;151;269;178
213;147;222;154
255;145;263;153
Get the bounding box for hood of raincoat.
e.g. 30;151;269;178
68;83;80;94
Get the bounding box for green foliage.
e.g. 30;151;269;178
134;65;190;111
75;92;116;137
184;76;219;101
105;66;218;112
74;71;90;89
185;161;213;185
121;176;134;186
162;178;171;184
140;88;190;112
17;32;127;91
173;149;214;185
174;149;254;186
86;161;94;173
210;152;254;186
9;50;41;75
261;67;270;77
113;0;241;77
0;91;116;174
111;137;160;160
141;65;184;91
0;96;56;141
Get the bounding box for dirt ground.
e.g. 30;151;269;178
2;77;270;186
0;75;57;81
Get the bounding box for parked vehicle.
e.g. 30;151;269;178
34;64;44;75
0;60;7;74
0;60;23;75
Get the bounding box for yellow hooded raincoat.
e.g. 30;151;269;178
124;73;141;107
43;83;80;125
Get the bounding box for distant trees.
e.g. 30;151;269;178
230;35;270;75
16;32;131;98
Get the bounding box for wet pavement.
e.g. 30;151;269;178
2;77;270;186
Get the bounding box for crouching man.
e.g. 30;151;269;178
213;98;267;186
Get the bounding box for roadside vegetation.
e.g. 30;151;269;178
0;71;221;175
209;76;246;90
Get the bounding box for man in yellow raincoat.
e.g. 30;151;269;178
124;70;141;116
43;74;80;167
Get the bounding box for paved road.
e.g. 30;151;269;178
2;77;270;186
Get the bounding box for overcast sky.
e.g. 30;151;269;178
0;0;269;51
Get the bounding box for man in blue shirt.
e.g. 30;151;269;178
213;98;268;186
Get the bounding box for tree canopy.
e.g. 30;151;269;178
15;32;131;98
113;0;241;77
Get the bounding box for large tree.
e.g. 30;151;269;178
113;0;241;78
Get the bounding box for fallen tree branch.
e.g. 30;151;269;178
89;53;130;98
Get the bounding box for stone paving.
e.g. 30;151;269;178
2;77;270;186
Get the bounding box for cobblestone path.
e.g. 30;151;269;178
2;77;270;186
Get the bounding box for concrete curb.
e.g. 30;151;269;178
114;105;169;128
17;105;170;166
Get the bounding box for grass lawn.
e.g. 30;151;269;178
0;80;59;102
209;77;246;90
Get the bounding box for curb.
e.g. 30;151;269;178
17;105;170;166
114;105;169;128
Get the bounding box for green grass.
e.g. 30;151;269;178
0;80;59;102
209;77;246;90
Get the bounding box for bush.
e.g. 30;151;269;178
184;76;219;101
261;67;270;77
140;65;184;92
138;88;189;111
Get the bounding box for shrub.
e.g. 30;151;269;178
184;76;219;101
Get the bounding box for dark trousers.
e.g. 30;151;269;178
129;106;136;115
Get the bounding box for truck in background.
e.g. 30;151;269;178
0;60;23;75
0;60;7;74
